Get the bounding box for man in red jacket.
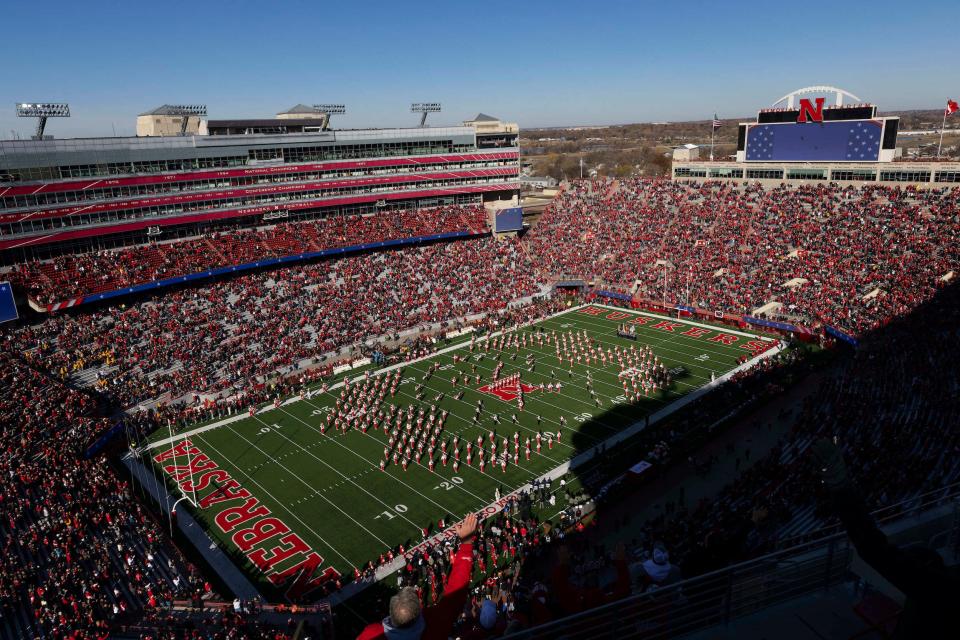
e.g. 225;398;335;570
357;513;478;640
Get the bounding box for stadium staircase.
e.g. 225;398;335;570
603;179;621;199
458;208;483;234
201;236;228;263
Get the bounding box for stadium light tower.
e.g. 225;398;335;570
16;102;70;139
312;104;346;130
163;104;207;135
411;102;441;127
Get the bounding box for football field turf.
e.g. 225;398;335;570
142;303;778;601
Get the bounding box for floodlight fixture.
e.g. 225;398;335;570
312;104;346;130
160;105;207;134
313;104;346;115
411;102;441;127
165;104;208;117
16;103;70;117
16;102;70;138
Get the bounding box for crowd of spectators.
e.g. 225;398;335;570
116;599;333;640
1;177;958;638
8;205;488;305
526;179;959;335
0;350;211;639
5;234;538;409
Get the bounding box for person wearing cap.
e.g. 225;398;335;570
357;513;478;640
635;541;681;588
460;596;506;639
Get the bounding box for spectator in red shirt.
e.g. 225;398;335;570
357;513;478;640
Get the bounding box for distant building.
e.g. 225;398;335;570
136;105;204;137
137;104;334;137
463;113;519;149
672;144;700;162
520;176;557;190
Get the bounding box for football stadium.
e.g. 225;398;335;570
2;12;960;638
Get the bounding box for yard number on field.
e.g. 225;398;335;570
433;476;464;491
374;504;409;520
259;422;284;434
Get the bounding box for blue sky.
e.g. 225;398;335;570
1;0;957;137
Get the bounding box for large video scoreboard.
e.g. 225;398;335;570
736;98;899;163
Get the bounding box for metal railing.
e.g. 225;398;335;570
773;480;960;552
503;536;853;640
505;487;960;640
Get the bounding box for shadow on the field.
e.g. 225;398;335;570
332;282;960;637
522;308;837;583
556;309;822;553
551;282;959;582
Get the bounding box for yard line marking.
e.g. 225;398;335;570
484;327;702;406
544;306;761;362
549;305;765;361
187;431;359;570
380;378;569;462
464;329;684;400
280;402;506;514
223;416;394;550
254;412;436;533
399;340;629;447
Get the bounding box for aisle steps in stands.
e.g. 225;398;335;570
777;504;823;539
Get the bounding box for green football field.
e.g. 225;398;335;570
142;303;778;601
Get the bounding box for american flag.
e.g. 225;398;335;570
845;121;881;160
712;114;722;130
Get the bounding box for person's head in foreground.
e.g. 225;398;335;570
384;586;426;636
378;512;479;639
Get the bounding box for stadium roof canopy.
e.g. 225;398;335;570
278;104;325;115
470;113;499;122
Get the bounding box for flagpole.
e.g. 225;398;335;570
938;101;947;158
710;120;715;161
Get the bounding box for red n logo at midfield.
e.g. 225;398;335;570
797;98;825;123
478;380;538;402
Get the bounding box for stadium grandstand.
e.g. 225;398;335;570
0;104;520;310
0;87;958;640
